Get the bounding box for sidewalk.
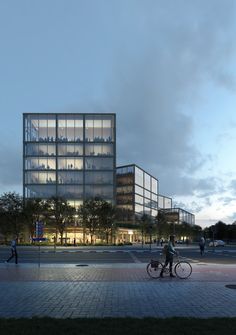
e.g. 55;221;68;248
0;262;236;318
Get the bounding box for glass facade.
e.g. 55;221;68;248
134;166;159;218
23;113;195;227
159;208;195;226
116;164;196;227
158;194;172;209
23;113;116;206
116;164;160;221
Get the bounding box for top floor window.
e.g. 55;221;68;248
24;114;56;142
85;115;114;142
58;115;83;142
135;167;144;187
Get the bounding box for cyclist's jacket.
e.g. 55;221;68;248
167;241;176;256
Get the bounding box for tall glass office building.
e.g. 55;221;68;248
23;113;116;207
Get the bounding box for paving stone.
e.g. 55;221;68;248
0;263;235;318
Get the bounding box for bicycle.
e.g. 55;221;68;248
146;254;192;279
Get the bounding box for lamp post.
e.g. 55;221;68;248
74;214;78;246
141;226;144;248
173;205;177;235
149;224;153;251
155;216;159;246
211;226;216;253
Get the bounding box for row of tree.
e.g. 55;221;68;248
140;213;203;244
204;221;236;241
0;192;115;245
140;213;236;243
1;192;236;245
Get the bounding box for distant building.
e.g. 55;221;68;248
158;207;195;226
115;164;194;242
116;164;172;224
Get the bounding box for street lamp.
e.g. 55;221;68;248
211;226;216;252
149;224;153;251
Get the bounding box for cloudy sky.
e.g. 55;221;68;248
0;0;236;227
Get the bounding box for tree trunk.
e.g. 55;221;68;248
83;227;86;244
30;224;35;244
60;231;63;245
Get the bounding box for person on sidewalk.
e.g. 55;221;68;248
199;237;205;256
160;235;178;278
5;236;18;264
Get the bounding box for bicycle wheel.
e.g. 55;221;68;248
147;261;163;279
174;261;192;279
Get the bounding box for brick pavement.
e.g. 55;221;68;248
0;263;236;318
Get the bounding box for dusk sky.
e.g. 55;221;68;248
0;0;236;228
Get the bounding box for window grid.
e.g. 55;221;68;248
23;114;115;204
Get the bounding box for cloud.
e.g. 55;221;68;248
0;144;22;192
0;0;236;212
156;175;206;197
226;212;236;222
229;179;236;195
194;177;226;197
175;200;204;214
105;0;236;197
217;196;236;206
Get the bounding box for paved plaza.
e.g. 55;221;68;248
0;262;236;318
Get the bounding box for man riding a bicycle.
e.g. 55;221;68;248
160;235;178;278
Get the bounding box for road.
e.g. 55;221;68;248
1;244;236;264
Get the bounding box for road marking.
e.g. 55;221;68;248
24;251;203;257
128;251;142;263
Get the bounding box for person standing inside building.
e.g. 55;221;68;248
5;236;18;264
160;235;178;278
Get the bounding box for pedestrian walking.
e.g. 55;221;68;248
199;237;205;256
5;236;18;264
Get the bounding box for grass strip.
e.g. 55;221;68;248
0;317;236;335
